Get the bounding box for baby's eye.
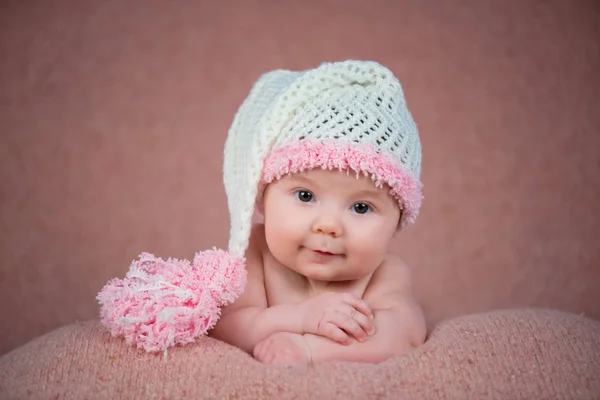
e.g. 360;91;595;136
295;190;314;203
352;203;371;214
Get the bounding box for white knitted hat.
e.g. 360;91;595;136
223;60;423;260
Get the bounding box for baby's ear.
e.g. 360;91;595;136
395;208;404;233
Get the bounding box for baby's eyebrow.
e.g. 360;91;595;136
287;175;316;186
352;188;387;200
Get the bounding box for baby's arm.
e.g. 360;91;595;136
302;256;426;364
209;226;303;353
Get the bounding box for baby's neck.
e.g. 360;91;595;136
304;274;373;297
305;278;333;296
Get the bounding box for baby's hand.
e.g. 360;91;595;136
253;332;311;365
299;292;375;345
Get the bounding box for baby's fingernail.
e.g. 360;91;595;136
368;328;375;335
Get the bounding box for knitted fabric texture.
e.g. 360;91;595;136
223;60;423;260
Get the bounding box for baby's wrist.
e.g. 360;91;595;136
294;303;307;334
258;304;305;337
281;303;305;335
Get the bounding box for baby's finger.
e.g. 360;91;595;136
253;341;266;361
345;305;375;336
253;342;260;357
260;343;275;364
341;293;373;319
330;311;370;342
266;350;278;364
320;321;352;345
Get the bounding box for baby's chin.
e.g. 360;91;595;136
293;262;369;283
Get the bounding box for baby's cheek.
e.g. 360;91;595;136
352;235;387;265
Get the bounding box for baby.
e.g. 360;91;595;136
210;60;426;365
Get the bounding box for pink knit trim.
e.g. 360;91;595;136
261;139;422;227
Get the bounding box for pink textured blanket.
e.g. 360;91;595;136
1;308;599;399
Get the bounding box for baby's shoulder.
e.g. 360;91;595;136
366;253;413;294
360;254;418;310
217;224;269;314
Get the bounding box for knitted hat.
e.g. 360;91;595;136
223;60;423;260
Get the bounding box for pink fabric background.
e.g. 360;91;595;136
1;0;599;356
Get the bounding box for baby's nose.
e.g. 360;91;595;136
312;213;343;238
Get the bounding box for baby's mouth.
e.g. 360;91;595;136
301;245;344;258
309;248;344;257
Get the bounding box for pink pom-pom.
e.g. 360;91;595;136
96;249;246;353
195;249;248;305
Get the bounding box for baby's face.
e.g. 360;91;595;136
262;168;401;282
